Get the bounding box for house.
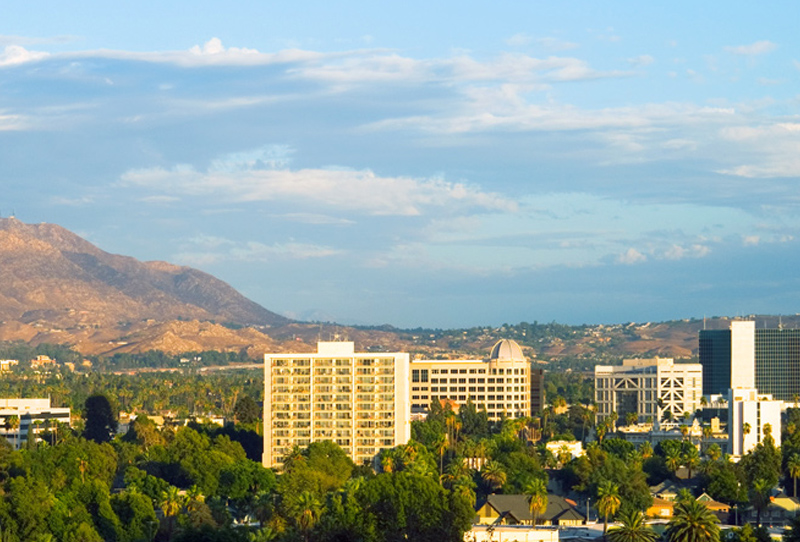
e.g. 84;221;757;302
743;491;800;526
476;494;586;527
646;498;674;519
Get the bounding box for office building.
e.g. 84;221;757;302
594;358;703;425
700;321;800;401
0;398;71;449
699;321;755;396
754;328;800;401
728;388;781;456
263;342;410;469
409;339;532;421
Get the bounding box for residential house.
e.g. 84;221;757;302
476;494;586;527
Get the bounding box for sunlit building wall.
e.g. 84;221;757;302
263;342;410;469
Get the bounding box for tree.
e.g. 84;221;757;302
481;460;506;493
596;480;621;535
233;395;260;426
525;477;548;527
750;478;771;527
666;499;720;542
295;491;321;542
684;447;701;479
608;509;658;542
83;394;118;443
5;414;19;449
161;485;185;541
788;454;800;498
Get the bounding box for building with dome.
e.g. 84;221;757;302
409;339;536;421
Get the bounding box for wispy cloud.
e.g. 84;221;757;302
175;236;342;265
120;146;516;216
724;40;777;56
627;54;654;67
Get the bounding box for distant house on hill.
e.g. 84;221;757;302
30;355;56;370
476;494;586;526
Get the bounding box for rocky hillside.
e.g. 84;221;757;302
0;218;295;354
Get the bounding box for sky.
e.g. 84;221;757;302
2;2;800;328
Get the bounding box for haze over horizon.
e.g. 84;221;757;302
2;2;799;328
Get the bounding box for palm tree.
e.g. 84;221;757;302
665;447;682;477
607;509;658;542
705;443;722;463
160;486;184;541
525;478;548;527
296;491;321;542
683;447;701;479
558;444;573;467
5;415;19;449
434;434;447;480
750;478;771;527
481;460;506;493
626;412;638;427
666;498;719;542
596;480;621;536
788;454;800;498
639;441;653;460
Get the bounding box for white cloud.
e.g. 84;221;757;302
724;40;777;56
0;45;49;67
662;244;710;260
742;235;760;246
627;55;654;67
175;237;342;265
120;151;516;216
717;122;800;178
618;248;647;265
506;34;533;47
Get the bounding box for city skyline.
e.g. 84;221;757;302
2;3;799;328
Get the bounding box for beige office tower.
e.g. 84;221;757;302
263;342;411;469
409;339;532;421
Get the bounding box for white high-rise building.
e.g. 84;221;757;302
728;387;781;456
595;358;703;425
263;342;410;469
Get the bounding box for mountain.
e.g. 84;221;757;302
0;217;290;353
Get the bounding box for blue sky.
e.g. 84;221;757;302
2;2;799;327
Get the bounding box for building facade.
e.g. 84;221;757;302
263;342;410;469
728;387;781;456
409;339;532;421
699;321;755;396
594;358;703;425
700;321;800;401
0;398;71;449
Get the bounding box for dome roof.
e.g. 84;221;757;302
489;339;526;362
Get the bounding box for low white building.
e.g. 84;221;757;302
728;387;781;456
465;525;559;542
546;440;584;462
0;398;71;449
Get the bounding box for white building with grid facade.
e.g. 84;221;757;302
263;342;410;469
594;358;702;426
